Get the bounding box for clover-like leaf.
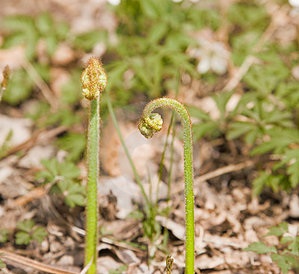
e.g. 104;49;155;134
244;241;276;254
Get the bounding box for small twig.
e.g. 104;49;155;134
0;65;10;102
21;59;57;109
0;249;78;274
79;259;92;274
172;160;254;196
11;187;47;207
195;160;254;185
0;126;67;160
223;56;258;92
101;237;144;254
165;255;174;274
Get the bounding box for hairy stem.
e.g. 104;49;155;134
85;98;99;273
138;98;195;274
81;58;107;274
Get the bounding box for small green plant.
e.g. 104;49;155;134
190;56;299;195
2;68;36;105
2;13;69;60
36;158;85;207
188;90;236;140
15;219;47;246
228;2;269;66
138;98;195;274
108;265;128;274
81;57;107;274
1;13;68;105
0;259;6;269
0;229;9;244
102;0;220;107
0;130;13;159
245;222;299;274
56;132;86;162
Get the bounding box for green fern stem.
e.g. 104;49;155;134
81;58;107;274
138;98;195;274
85;98;99;273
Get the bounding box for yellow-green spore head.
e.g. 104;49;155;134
81;57;107;100
138;113;163;138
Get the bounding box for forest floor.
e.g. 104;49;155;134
0;0;299;273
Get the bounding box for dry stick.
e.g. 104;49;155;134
165;255;174;274
21;59;57;109
0;250;78;274
223;3;289;92
223;56;258;92
172;160;255;196
0;126;67;160
0;65;10;101
101;237;144;254
195;160;254;185
11;187;47;207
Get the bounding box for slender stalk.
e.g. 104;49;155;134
81;58;107;274
138;98;195;274
105;95;150;206
84;98;99;273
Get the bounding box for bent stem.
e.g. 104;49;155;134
81;58;107;274
138;98;195;274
